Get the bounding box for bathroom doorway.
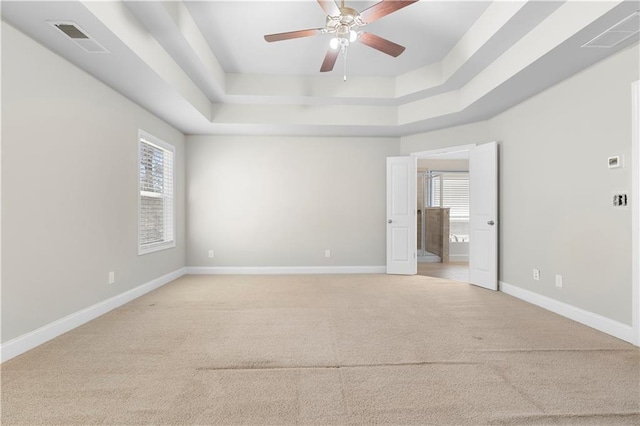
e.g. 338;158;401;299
415;153;470;282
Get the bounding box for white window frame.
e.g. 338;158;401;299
138;130;176;255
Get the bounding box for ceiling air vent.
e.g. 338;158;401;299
582;11;640;48
48;21;109;53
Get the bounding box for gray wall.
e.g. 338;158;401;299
402;44;639;325
186;135;399;267
1;22;186;343
402;122;494;155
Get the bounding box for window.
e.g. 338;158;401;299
138;130;175;255
430;171;470;240
430;171;470;219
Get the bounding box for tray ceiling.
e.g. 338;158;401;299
2;1;639;137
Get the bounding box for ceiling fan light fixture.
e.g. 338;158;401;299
330;37;340;49
349;30;357;42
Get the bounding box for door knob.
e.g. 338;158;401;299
487;220;495;226
388;219;393;224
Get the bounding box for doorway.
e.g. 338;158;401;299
387;142;497;290
415;151;470;282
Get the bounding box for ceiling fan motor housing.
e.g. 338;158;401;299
327;6;362;37
338;6;358;23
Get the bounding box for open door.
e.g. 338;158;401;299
469;142;498;290
386;156;417;275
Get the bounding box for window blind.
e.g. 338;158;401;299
430;172;469;220
139;133;174;254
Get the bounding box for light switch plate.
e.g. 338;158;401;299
608;155;622;169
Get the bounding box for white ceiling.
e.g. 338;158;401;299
2;1;639;137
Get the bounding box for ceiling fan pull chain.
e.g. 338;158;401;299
343;46;348;82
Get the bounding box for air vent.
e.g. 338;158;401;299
55;23;88;39
48;21;109;53
582;11;640;48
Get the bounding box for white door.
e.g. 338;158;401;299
469;142;498;290
386;156;417;275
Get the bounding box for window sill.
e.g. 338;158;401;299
138;241;175;256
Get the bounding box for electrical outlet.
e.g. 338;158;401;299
533;269;540;281
208;250;214;258
325;249;331;258
108;271;115;284
555;274;563;288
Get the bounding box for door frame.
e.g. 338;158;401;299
632;80;639;346
411;144;476;268
411;144;478;161
410;143;495;285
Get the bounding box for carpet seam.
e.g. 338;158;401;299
194;361;479;372
487;363;548;416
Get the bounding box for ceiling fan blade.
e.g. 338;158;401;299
359;0;419;24
264;28;323;42
316;0;341;17
358;32;406;57
320;49;340;72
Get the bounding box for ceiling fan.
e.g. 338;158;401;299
264;0;419;79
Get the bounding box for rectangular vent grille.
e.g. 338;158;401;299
55;23;88;39
48;21;109;53
582;11;640;48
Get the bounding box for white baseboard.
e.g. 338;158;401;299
1;267;187;363
418;256;467;263
186;266;386;275
499;281;634;344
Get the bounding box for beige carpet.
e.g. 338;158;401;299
2;274;639;425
